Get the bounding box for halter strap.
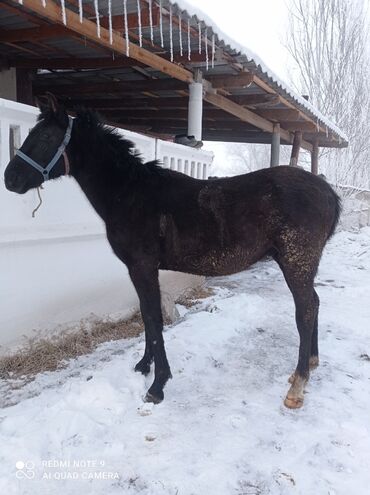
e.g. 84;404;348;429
16;116;73;181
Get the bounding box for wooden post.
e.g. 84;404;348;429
311;138;319;174
289;130;302;166
16;68;36;105
270;123;280;167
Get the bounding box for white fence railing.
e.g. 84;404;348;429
0;98;213;243
0;98;212;352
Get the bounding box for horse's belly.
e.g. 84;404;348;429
161;246;262;276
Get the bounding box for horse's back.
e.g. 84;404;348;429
196;166;339;238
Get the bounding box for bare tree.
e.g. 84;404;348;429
286;0;370;188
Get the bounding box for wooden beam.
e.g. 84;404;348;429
104;116;258;130
155;129;275;144
34;78;188;96
281;121;318;132
63;97;195;109
256;108;300;121
0;25;69;43
8;57;144;69
173;52;217;64
203;91;311;150
206;73;254;89
202;133;274;144
108;108;243;121
3;41;40;56
289;131;302;166
100;8;160;31
105;110;190;120
230;94;280;107
303;132;347;148
65;98;182;109
67;0;161;51
205;91;273;133
252;74;331;139
9;0;193;83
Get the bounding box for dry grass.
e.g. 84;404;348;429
0;312;143;380
0;285;214;381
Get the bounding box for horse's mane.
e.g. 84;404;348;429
40;106;170;181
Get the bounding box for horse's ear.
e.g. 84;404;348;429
39;92;68;126
35;95;49;114
45;92;59;113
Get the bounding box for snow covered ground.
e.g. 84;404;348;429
0;228;369;495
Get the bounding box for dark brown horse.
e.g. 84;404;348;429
4;98;340;408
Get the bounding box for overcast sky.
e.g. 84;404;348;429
182;0;292;172
183;0;291;82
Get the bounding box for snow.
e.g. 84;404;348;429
170;0;348;142
1;227;369;494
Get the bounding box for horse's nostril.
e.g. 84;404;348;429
4;170;18;189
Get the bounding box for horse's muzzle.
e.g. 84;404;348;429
4;168;28;194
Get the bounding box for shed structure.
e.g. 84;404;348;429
0;0;348;172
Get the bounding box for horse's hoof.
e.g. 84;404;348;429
144;392;163;404
284;396;304;409
135;360;151;376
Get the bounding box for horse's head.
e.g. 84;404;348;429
4;94;72;194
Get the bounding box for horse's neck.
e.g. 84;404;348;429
74;173;110;222
72;150;126;223
70;127;149;223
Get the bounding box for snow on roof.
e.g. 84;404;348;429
169;0;348;143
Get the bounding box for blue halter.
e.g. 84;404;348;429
16;116;73;181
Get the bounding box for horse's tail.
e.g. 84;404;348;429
327;185;342;240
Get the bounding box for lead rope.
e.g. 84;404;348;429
32;185;44;218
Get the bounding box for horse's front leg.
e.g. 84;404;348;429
129;263;172;403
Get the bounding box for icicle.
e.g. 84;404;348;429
178;13;183;57
316;117;319;132
198;22;202;54
159;0;164;48
18;0;23;4
41;0;46;7
60;0;67;25
94;0;101;38
326;125;329;138
187;19;191;61
149;0;154;45
108;0;113;44
204;28;209;71
211;34;215;68
169;5;174;62
123;0;130;57
78;0;83;22
137;0;142;47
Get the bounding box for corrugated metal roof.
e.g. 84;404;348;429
0;0;348;146
168;0;348;143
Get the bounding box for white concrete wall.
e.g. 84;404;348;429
0;99;213;354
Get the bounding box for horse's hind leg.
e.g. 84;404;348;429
274;239;320;408
310;289;320;368
288;288;320;383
